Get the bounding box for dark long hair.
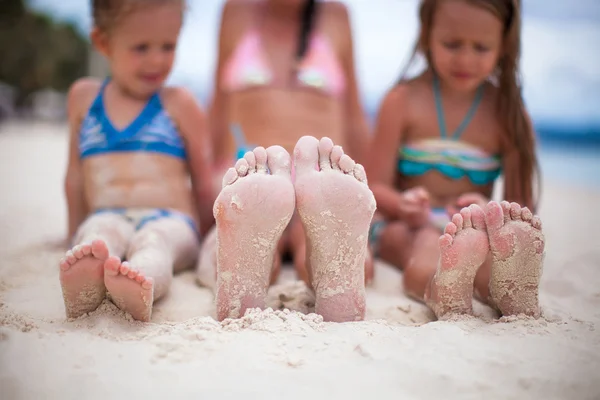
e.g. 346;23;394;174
400;0;540;210
295;0;318;64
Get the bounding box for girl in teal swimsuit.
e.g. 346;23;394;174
368;0;545;320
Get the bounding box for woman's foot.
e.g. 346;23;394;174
425;205;489;319
59;239;108;318
486;201;544;317
214;146;295;321
293;136;376;322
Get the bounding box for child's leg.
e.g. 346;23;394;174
485;201;544;317
59;212;135;318
103;217;199;322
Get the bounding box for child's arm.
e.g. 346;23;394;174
336;3;370;165
169;88;216;237
368;86;428;225
64;80;93;241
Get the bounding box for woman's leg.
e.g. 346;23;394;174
103;217;199;322
59;212;135;318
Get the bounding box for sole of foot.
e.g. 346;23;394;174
486;201;544;318
425;205;489;319
293;136;375;322
214;145;295;321
59;239;109;318
104;256;154;322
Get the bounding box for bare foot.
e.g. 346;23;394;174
214;146;295;321
486;201;544;317
425;205;489;319
59;239;108;318
104;256;154;322
293;136;376;322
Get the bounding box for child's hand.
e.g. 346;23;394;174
446;192;489;216
398;186;430;228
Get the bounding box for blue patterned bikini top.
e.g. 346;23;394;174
397;75;502;186
79;79;186;160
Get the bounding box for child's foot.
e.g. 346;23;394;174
425;205;489;319
214;146;295;321
59;239;108;318
293;136;376;322
104;256;154;322
486;201;544;317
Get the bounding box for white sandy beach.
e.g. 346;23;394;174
1;121;599;400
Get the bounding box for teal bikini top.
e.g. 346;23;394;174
397;75;502;186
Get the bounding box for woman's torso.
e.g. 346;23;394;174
77;80;198;220
396;75;504;208
220;1;348;156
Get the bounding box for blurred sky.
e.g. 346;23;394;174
28;0;600;125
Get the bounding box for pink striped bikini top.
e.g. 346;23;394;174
222;30;346;97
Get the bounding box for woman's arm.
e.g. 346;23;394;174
335;3;370;165
208;2;237;167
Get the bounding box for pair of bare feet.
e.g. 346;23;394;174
59;243;154;321
425;201;545;320
213;136;376;322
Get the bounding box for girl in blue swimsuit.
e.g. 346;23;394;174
368;0;545;320
59;0;215;322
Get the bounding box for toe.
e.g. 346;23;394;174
330;145;344;170
485;201;505;232
521;207;533;222
141;277;154;290
509;202;522;220
253;146;268;173
222;167;239;188
244;150;257;173
235;158;249;177
451;213;464;232
81;244;92;256
119;261;131;276
500;201;511;223
59;258;70;271
339;154;356;174
266;145;291;176
439;233;453;249
293;136;320;178
460;207;472;229
353;163;368;184
104;256;121;276
444;221;457;236
318;137;334;170
91;239;108;260
469;204;486;230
